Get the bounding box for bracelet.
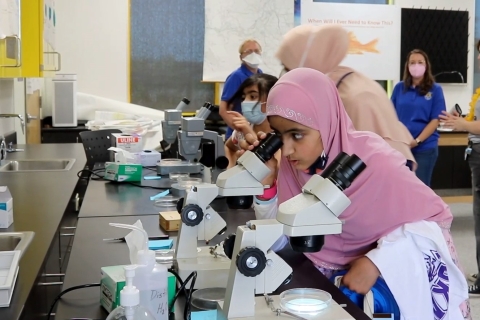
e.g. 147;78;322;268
257;179;277;201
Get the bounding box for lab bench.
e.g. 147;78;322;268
431;131;471;190
53;174;370;320
0;143;87;320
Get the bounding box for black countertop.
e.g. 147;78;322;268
55;214;369;320
0;144;86;320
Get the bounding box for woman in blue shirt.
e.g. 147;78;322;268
391;49;446;187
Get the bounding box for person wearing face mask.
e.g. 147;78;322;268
224;73;278;165
219;39;263;143
391;49;446;187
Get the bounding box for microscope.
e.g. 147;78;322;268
174;133;283;289
157;101;228;179
217;152;366;320
160;97;190;151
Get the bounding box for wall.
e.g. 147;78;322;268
55;0;129;102
0;79;15;137
395;0;475;111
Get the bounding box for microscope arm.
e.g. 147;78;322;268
221;220;292;319
176;183;227;259
203;130;226;159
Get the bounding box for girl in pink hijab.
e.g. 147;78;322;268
249;68;470;318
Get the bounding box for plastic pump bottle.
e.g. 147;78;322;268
110;223;169;320
106;265;155;320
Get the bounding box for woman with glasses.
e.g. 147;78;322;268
391;49;446;187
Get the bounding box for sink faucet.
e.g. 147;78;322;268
0;114;25;134
0;136;6;162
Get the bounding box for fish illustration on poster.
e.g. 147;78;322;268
299;0;400;80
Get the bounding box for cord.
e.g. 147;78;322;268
168;268;198;320
47;283;100;320
76;169;167;190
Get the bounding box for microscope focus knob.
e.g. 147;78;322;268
235;247;266;277
222;234;236;260
181;204;204;227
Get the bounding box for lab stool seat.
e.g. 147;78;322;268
79;129;122;169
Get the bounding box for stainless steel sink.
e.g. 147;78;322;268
0;231;34;258
0;159;75;172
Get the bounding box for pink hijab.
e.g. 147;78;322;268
266;68;452;268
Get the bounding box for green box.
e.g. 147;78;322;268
104;162;142;182
100;265;176;313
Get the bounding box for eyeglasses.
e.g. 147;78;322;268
242;49;262;55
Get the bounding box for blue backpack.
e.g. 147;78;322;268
330;270;401;320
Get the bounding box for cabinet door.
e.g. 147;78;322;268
0;0;22;77
40;0;59;76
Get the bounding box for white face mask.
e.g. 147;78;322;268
241;101;266;125
242;52;263;68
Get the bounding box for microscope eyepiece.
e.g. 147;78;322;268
203;102;215;111
252;132;283;163
182;97;191;105
320;152;350;179
289;153;366;253
326;154;366;190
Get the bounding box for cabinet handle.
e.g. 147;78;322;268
38;282;64;286
74;193;80;212
43;273;65;277
61;226;77;230
43;51;61;71
60;233;75;237
1;35;22;68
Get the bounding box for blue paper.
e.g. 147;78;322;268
150;190;169;201
190;310;217;320
148;239;174;250
144;175;161;180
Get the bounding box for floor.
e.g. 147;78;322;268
448;201;479;318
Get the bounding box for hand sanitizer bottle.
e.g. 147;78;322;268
110;223;169;320
106;265;155;320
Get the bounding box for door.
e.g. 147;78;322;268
25;79;41;144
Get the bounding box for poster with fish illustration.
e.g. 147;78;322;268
300;0;401;80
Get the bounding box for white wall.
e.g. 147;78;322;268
0;79;15;137
395;0;475;111
55;0;129;102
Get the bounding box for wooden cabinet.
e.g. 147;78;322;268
0;0;59;78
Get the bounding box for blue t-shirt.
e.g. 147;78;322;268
391;81;446;152
221;64;262;139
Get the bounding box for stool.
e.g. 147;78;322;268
79;129;121;169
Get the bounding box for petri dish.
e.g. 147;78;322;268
160;159;182;166
154;195;179;207
191;288;226;310
280;288;332;316
169;172;190;181
177;177;203;188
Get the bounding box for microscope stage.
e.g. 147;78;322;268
176;246;231;289
217;295;354;320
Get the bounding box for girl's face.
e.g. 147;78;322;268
268;115;324;170
243;84;267;113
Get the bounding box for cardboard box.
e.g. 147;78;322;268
111;133;143;153
100;265;176;313
104;162;142;182
160;211;181;231
0;186;13;228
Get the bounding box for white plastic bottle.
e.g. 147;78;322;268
134;248;169;320
106;265;155;320
110;223;169;320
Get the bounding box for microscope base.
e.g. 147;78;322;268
176;246;231;289
156;161;203;175
217;296;354;320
